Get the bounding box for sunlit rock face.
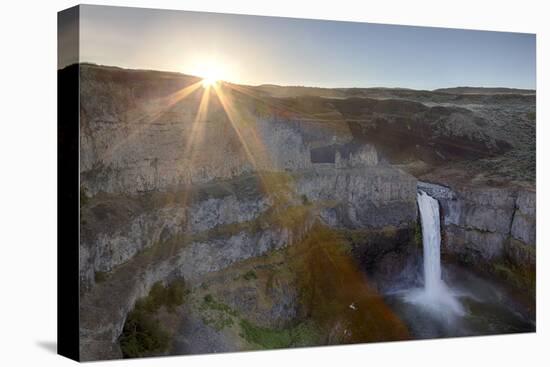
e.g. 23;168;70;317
78;63;418;296
74;64;536;361
79;65;255;195
78;61;417;291
254;118;313;171
80;64;385;196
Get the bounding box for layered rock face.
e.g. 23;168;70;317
80;167;418;294
80;65;380;195
77;64;418;360
296;167;416;229
78;64;415;289
75;64;535;360
79;178;273;290
79;66;252;195
419;181;535;274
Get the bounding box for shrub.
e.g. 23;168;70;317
203;294;214;303
201;294;238;316
80;186;90;207
239;319;291;349
165;281;185;312
239;319;319;349
119;308;169;358
119;280;186;358
243;270;257;281
140;281;185;313
199;294;238;331
94;271;108;283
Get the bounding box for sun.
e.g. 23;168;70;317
194;60;225;88
201;77;218;87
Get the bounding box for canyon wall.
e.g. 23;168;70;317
74;64;535;360
418;181;535;289
77;64;418;360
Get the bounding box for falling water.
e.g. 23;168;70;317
403;190;463;317
384;189;534;336
417;191;443;295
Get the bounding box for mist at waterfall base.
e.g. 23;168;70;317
402;192;464;318
380;191;534;339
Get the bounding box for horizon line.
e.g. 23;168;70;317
60;62;537;92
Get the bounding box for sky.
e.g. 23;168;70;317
65;4;536;90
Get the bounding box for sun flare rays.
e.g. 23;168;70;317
182;85;212;167
102;80;203;163
104;71;304;208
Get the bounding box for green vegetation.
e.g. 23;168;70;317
199;294;238;331
239;319;319;349
119;281;186;358
200;294;238;317
80;186;90;207
456;127;535;184
243;270;257;281
201;313;235;331
140;281;185;313
449;242;535;299
119;306;170;358
203;294;214;303
288;224;409;343
492;260;536;297
94;271;108;283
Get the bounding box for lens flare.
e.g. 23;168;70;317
192;59;225;87
201;77;218;87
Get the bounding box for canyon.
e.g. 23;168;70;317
72;64;535;360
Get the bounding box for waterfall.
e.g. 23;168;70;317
417;191;442;295
403;190;463;316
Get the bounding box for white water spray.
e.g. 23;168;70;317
403;191;463;317
417;191;443;295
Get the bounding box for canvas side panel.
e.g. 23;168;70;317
57;5;80;362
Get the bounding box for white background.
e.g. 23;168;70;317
0;0;548;365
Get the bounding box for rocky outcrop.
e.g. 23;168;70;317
80;166;417;291
79;69;254;195
79;179;272;290
419;181;535;270
80;202;187;290
255;117;318;171
78;63;417;289
331;98;512;164
78;163;418;360
79;198;317;360
79;65;395;197
75;64;535;361
78;162;418;359
77;64;421;361
511;190;536;246
296;166;417;229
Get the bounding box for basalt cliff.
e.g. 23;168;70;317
72;64;535;360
